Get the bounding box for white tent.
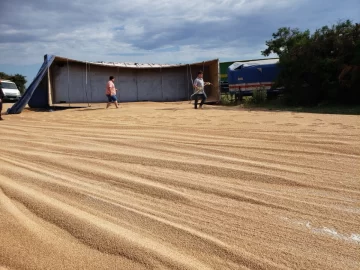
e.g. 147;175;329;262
44;55;220;107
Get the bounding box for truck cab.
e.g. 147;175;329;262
0;79;22;101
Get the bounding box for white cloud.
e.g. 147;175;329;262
0;0;359;67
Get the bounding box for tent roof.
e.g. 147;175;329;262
50;55;218;69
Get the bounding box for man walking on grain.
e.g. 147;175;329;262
192;71;211;109
106;76;119;109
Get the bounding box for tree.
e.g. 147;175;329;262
262;20;360;105
0;72;27;94
11;74;27;94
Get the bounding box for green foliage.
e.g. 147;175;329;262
262;20;360;105
220;95;235;106
242;96;253;106
220;93;235;105
252;86;267;104
0;72;27;94
221;92;244;106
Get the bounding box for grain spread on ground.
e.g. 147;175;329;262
1;102;359;270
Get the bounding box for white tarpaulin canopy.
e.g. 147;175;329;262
49;55;220;106
8;54;220;114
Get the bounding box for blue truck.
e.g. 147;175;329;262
224;59;282;100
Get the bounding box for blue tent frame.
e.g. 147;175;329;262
7;55;55;114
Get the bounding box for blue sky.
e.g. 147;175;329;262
0;0;359;87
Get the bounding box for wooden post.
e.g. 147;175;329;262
47;67;53;107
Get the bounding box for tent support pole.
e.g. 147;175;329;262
117;67;120;103
188;64;194;103
47;67;53;108
135;70;139;101
89;64;92;103
67;59;70;107
85;62;90;107
186;65;189;100
160;67;163;101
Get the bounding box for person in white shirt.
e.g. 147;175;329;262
192;71;211;109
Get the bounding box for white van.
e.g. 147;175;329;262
0;79;22;101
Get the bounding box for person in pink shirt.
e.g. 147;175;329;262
106;76;119;109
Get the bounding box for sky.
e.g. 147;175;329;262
0;0;359;87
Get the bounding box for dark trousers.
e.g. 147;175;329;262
0;101;2;117
193;93;206;108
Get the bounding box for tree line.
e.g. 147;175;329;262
262;19;360;106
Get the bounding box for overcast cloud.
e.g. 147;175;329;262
0;0;359;82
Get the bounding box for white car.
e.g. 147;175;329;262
0;79;22;101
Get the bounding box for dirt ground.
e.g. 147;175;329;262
0;102;359;270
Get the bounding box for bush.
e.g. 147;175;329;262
242;96;253;105
220;93;235;105
252;86;267;104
